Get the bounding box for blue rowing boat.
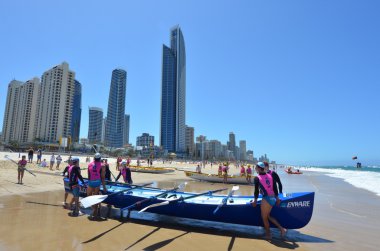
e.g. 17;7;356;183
63;178;314;229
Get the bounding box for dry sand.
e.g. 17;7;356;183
1;151;379;250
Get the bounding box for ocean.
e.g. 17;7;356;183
301;165;380;197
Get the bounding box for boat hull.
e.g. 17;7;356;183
184;171;253;185
129;166;175;174
64;178;314;229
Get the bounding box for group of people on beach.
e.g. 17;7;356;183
15;151;287;240
62;153;133;218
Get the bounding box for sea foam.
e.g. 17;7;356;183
303;167;380;197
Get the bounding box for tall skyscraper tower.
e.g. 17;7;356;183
35;62;75;143
160;25;186;153
228;132;236;159
239;140;247;161
123;114;130;146
88;107;103;144
71;80;82;143
105;69;126;147
185;125;194;157
2;78;40;143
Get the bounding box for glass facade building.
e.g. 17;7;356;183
71;80;82;143
160;25;186;153
88;107;103;144
105;69;127;147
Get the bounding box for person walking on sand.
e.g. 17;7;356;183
251;162;286;240
87;153;107;219
56;154;63;170
50;153;55;170
264;161;283;194
68;157;86;217
28;148;34;163
17;155;27;184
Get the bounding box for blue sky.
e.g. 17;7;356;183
0;0;379;165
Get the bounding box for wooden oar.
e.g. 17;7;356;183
80;182;153;208
121;183;186;211
213;185;239;214
138;187;228;213
4;155;36;177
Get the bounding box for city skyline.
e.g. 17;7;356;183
1;1;379;165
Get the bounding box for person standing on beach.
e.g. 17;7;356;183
246;165;252;183
69;157;85;217
222;163;229;183
102;159;112;181
56;154;62;170
240;165;246;177
196;164;202;173
252;162;286;240
62;159;74;208
50;153;55;170
87;153;107;219
17;155;27;184
116;156;122;171
36;148;42;164
28;148;34;163
264;161;283;194
115;160;133;184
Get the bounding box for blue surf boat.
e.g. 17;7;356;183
63;178;314;229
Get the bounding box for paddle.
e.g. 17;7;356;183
213;185;239;214
138;187;228;213
5;155;37;177
121;183;186;211
80;182;153;208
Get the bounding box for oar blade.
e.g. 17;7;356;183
80;195;108;208
138;201;169;213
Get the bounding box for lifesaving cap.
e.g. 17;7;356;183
94;153;102;160
257;162;265;168
72;157;80;163
121;159;127;164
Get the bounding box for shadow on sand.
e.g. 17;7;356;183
27;201;334;250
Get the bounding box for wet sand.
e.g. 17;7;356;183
1;152;379;250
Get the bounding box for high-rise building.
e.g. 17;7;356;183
35;62;75;143
209;140;222;159
185;125;194;157
2;78;40;143
123;114;130;146
70;80;82;143
136;133;154;147
228;132;236;159
101;117;106;143
160;25;186;153
88;107;103;144
105;69;127;147
239;140;247;161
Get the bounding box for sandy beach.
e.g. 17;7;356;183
1;151;379;251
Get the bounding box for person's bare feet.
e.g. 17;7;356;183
280;228;287;239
